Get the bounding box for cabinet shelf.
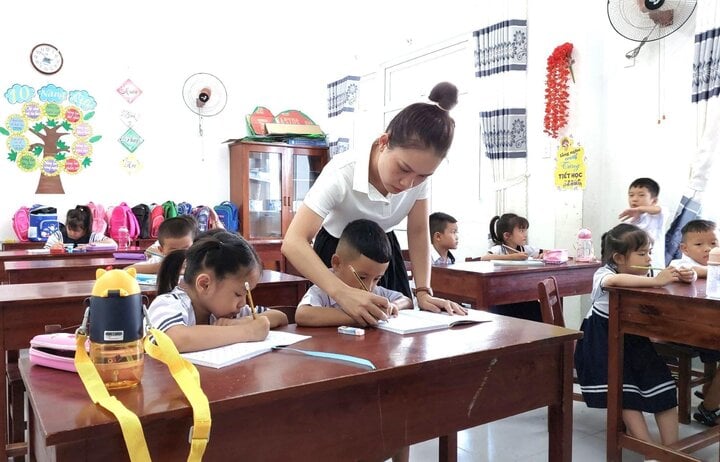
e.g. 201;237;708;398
229;140;329;272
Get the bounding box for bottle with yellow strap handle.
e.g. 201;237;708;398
75;268;211;461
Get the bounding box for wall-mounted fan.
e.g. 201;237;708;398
182;72;228;136
607;0;697;60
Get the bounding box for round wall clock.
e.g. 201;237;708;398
30;43;63;75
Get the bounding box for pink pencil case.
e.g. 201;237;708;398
29;333;88;373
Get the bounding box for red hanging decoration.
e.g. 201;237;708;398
544;42;574;139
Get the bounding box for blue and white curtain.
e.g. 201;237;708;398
327;76;360;118
473;0;528;215
666;0;719;263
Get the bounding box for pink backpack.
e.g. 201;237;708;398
12;206;31;242
108;202;140;240
87;202;108;235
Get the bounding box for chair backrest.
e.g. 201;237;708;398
537;276;565;327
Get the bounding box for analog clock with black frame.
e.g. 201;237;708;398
30;43;63;75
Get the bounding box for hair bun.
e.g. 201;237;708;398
428;82;458;111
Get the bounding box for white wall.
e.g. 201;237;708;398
2;1;704;290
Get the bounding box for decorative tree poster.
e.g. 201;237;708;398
554;137;586;190
1;83;101;194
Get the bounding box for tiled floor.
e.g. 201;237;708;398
398;392;719;461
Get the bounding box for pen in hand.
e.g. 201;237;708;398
245;281;257;320
349;265;389;320
502;244;520;253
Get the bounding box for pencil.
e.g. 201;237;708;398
630;265;666;271
503;244;520;253
349;265;369;291
244;281;257;319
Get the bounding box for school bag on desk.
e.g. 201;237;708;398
192;205;223;233
108;202;140;242
177;201;193;216
214;201;239;232
12;205;31;242
87;202;108;235
28;205;58;241
149;204;165;238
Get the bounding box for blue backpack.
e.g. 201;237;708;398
28;205;58;242
177;201;193;216
214;201;239;232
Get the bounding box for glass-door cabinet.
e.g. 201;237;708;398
229;141;329;241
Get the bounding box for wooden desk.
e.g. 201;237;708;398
1;242;44;251
0;270;308;460
22;316;581;462
607;280;720;461
4;258;133;284
432;259;601;309
0;248;144;282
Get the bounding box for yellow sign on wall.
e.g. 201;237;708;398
554;137;586;190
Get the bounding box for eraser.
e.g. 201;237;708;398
338;326;365;336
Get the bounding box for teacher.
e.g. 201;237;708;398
282;82;464;326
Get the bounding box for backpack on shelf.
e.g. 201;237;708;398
214;201;239;232
131;204;152;239
87;202;108;235
108;202;140;241
162;200;178;219
150;204;165;238
12;205;31;242
28;205;58;242
177;202;193;216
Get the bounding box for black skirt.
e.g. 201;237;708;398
313;227;412;298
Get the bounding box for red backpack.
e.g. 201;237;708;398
12;206;31;242
150;204;165;238
108;202;140;240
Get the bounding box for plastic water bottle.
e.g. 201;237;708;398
117;226;130;250
707;248;720;299
576;228;594;262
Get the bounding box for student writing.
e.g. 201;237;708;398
282;82;465;326
147;231;287;353
574;223;695;447
45;205;116;249
296;219;413;327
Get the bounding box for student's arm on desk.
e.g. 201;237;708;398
604;266;694;288
260;309;288;328
164;319;270;353
482;252;529;261
127;261;161;274
295;304;356;327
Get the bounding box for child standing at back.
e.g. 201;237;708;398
575;223;696;447
147;231;287;353
45;205;116;249
429;212;458;265
478;213;543;321
619;177;666;268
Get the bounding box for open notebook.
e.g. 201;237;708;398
181;330;310;368
376;309;491;335
492;260;545;267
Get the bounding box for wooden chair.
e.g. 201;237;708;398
537;276;584;402
652;342;716;424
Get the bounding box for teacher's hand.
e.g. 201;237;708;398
336;288;391;326
416;292;467;315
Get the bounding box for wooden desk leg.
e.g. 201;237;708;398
548;342;574;462
1;349;7;461
607;291;624;462
439;433;457;462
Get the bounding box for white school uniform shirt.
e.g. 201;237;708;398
669;254;703;268
626;207;667;268
299;283;407;309
44;230;107;249
303;149;430;237
584;265;616;320
148;286;266;332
